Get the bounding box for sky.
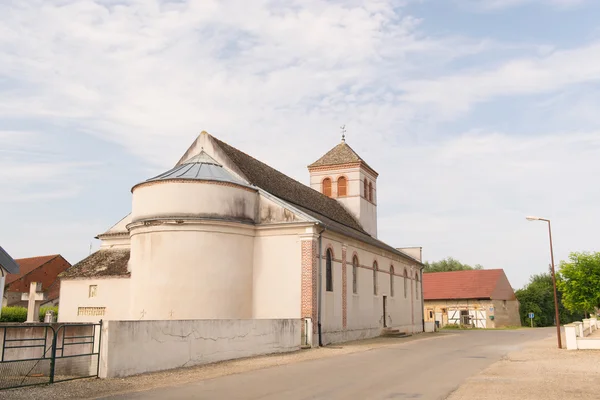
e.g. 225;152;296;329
1;0;599;290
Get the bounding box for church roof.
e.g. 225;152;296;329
136;150;252;190
212;137;365;233
210;135;420;264
60;249;130;279
0;245;19;274
308;141;377;175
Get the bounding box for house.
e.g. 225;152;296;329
0;246;20;316
59;131;425;345
423;269;521;329
3;255;71;308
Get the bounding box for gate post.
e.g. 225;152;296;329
49;326;58;384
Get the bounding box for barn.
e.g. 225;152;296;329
423;269;521;329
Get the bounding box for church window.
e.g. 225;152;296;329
368;182;373;202
390;266;395;297
322;178;332;197
326;249;333;292
352;255;359;294
373;261;378;295
363;178;368;198
404;269;408;298
337;176;347;197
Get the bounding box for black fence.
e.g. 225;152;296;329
0;322;102;390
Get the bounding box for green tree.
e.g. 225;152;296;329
423;257;483;273
557;252;600;316
515;273;583;327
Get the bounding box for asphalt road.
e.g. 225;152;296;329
105;328;554;400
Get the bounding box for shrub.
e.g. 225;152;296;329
0;306;27;322
0;306;59;323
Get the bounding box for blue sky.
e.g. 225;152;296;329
1;0;599;289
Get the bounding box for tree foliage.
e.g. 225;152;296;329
515;273;583;327
557;252;600;315
423;257;483;273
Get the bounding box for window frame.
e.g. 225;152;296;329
326;249;333;292
390;266;395;297
322;178;332;197
404;268;408;298
337;176;347;197
352;255;359;294
373;261;378;296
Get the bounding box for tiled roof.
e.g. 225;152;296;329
308;141;376;174
211;135;420;264
60;249;130;279
5;255;60;285
423;269;506;300
211;136;365;233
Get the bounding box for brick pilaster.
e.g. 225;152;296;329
301;238;318;333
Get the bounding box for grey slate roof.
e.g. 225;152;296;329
60;249;130;279
0;245;19;274
137;150;253;189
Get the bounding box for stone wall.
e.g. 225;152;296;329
99;319;301;378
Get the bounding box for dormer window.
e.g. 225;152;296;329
322;178;332;197
337;177;347;197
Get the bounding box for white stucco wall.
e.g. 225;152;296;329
252;228;303;318
58;278;131;323
128;223;255;320
132;182;257;223
99;319;301;378
320;231;422;344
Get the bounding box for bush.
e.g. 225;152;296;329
0;306;59;323
0;306;27;322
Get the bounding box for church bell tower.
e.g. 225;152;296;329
308;132;379;238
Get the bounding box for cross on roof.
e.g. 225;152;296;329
340;125;346;142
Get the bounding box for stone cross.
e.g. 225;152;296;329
21;282;46;323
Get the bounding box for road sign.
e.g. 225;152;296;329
528;312;534;319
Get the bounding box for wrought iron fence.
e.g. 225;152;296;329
0;321;102;390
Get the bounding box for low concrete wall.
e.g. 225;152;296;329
99;319;301;378
565;318;600;350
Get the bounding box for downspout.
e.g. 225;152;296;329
420;267;425;332
316;223;326;347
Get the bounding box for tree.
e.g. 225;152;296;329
557;252;600;316
515;273;584;327
423;257;483;273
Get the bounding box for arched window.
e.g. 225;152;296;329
326;249;333;292
373;261;378;295
337;176;347;197
415;271;419;300
322;178;332;197
404;268;408;298
368;182;373;202
352;255;359;294
363;178;368;198
390;266;395;297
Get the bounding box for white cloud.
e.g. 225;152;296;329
459;0;588;11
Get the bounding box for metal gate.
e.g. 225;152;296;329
0;322;102;390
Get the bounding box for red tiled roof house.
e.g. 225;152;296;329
423;269;521;328
2;255;71;308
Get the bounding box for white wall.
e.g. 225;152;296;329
252;229;303;318
99;319;301;378
58;278;130;323
320;232;422;344
128;223;255;320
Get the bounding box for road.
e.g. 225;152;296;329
104;328;554;400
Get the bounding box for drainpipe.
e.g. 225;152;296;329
420;268;425;332
316;223;326;347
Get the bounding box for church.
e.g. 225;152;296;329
59;131;424;344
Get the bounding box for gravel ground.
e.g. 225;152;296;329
447;335;600;400
0;334;437;400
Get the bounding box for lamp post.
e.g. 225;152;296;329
526;216;562;349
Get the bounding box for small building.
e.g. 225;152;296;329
0;246;20;317
423;269;521;329
3;255;71;308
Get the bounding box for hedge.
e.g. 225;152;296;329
0;306;59;323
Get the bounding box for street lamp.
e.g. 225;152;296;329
526;216;562;349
